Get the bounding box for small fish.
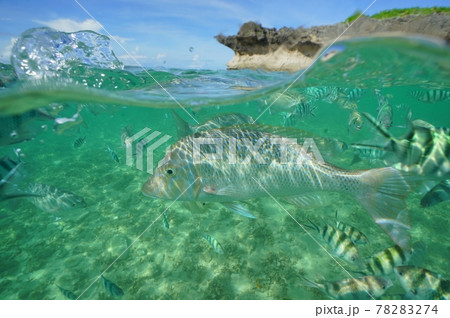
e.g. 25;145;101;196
306;219;360;265
303;86;332;100
0;156;39;202
121;125;133;147
0;109;53;146
202;234;224;254
345;88;365;101
395;266;449;300
410;89;450;103
293;100;317;119
335;211;369;244
107;145;120;163
73;136;86;148
375;89;393;130
420;179;450;208
56;284;77;300
350;144;386;165
162;212;169;229
266;91;305;115
365;243;426;276
53;111;87;135
365;245;411;276
26;183;87;212
348;110;363;132
101;274;124;297
362;113;450;180
303;275;392;299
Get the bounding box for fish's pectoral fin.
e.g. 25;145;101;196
284;193;332;209
221;202;256;219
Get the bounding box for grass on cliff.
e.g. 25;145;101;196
345;6;450;23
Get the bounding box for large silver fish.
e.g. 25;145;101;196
142;125;417;250
26;183;87;212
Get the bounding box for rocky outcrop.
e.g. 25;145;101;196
215;13;450;72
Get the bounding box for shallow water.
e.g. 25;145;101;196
0;30;449;300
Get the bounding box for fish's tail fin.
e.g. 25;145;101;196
170;110;192;139
356;167;419;251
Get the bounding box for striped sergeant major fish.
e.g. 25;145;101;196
56;284;77;300
410;89;450;104
293;100;317;119
162;212;169;229
306;219;361;265
142;124;418;250
345;88;365;101
303;86;333;100
26;183;87;212
395;266;450;300
420;179;450;208
348;110;363;132
107;145;120;163
101;273;124;297
361;113;450;180
335;211;369;244
202;234;224;254
73;136;86;148
375;89;393;130
364;242;426;276
350;144;386;165
303;275;393;300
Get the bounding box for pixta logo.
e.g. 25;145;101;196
125;128;172;174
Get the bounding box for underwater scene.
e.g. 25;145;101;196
0;27;449;300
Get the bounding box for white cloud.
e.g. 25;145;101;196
33;18;102;32
190;54;204;68
156;53;166;60
1;37;17;62
118;47;147;61
111;35;132;44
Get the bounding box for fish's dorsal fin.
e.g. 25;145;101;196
170;110;192;139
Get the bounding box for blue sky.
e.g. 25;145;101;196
0;0;448;69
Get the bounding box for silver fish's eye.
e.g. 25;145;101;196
165;168;175;176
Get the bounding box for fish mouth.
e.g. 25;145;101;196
141;180;161;198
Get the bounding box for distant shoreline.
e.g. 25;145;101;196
215;12;450;72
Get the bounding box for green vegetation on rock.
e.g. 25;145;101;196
345;6;450;23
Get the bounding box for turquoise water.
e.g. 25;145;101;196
0;30;449;299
